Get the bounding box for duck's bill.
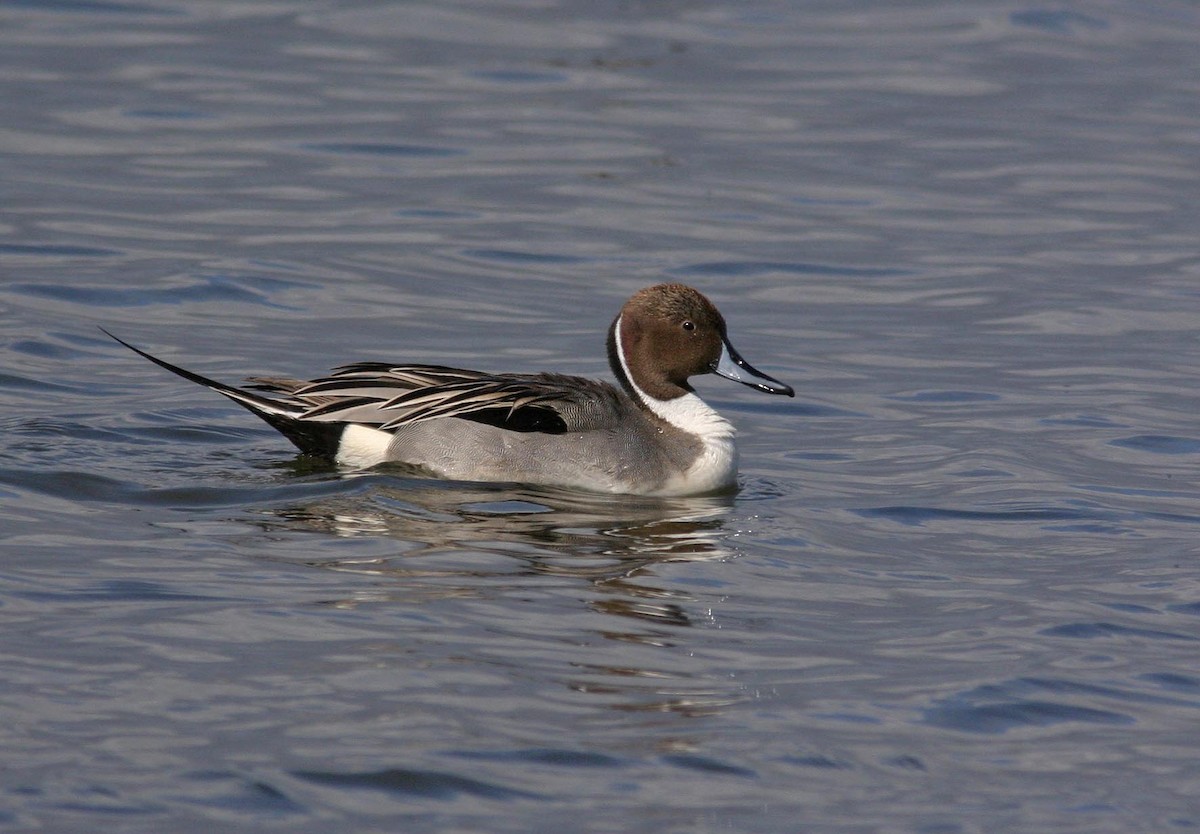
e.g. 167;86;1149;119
713;340;795;397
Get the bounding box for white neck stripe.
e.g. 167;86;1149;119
613;314;637;396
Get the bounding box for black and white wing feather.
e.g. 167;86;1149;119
290;365;621;434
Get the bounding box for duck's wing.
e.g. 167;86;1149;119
244;364;475;407
293;366;623;434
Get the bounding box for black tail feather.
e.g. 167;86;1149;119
101;328;344;459
253;411;345;459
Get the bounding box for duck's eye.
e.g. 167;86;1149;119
682;320;695;332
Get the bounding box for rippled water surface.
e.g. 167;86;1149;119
3;1;1200;831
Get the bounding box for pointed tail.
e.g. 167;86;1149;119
101;328;343;458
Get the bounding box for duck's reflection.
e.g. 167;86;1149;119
261;471;736;586
253;469;751;718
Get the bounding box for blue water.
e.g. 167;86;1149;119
3;1;1200;831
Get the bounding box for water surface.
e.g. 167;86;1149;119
3;1;1200;831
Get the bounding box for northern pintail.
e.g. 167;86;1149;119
105;283;793;496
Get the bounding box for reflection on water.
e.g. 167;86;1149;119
245;473;747;718
259;471;734;599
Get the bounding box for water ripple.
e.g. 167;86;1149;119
0;467;368;510
300;142;465;158
0;242;121;257
1040;622;1198;642
923;696;1132;734
0;0;172;15
8;275;299;309
291;767;541;801
16;579;227;604
662;754;757;778
1009;10;1109;34
176;771;307;819
855;505;1113;527
447;748;625;768
920;672;1200;735
1109;435;1200;455
672;259;906;278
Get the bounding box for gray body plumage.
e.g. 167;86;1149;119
250;366;705;493
382;412;702;491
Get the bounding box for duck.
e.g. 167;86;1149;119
104;283;793;496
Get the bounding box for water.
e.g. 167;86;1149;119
3;1;1200;831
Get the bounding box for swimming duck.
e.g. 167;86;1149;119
105;283;793;495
